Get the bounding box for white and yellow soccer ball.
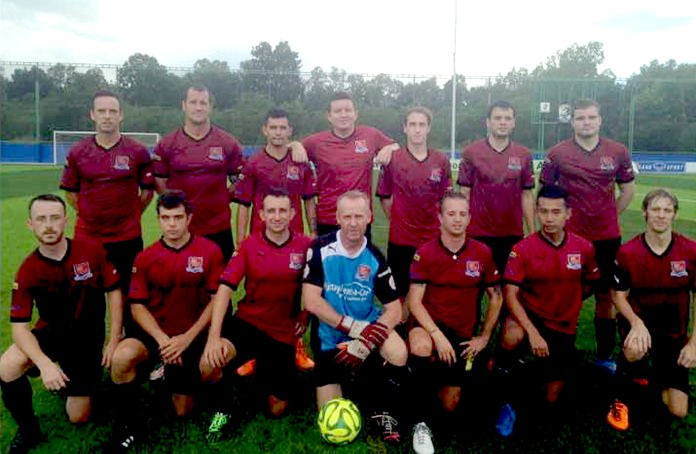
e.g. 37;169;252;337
317;397;362;444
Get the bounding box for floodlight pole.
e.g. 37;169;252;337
450;0;458;160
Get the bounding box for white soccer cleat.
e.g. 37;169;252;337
412;422;435;454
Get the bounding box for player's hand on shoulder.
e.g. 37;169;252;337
40;362;69;391
289;141;308;163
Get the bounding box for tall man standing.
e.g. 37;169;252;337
60;90;154;296
540;99;636;372
458;100;535;275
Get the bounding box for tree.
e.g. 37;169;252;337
187;59;241;109
240;41;303;104
117;53;183;107
6;66;55;100
303;67;333;111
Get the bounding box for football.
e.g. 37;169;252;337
317;397;362;444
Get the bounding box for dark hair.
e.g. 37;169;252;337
92;89;121;110
28;194;66;215
404;106;433;126
572;99;601;117
156;190;192;214
261;188;291;208
327;92;354;112
438;190;469;214
642;188;679;213
265;108;290;125
537;185;569;206
184;85;213;104
487;100;515;119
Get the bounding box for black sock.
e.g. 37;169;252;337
408;355;436;427
209;369;236;415
0;376;39;432
595;318;617;361
494;347;521;406
380;363;410;423
112;382;141;430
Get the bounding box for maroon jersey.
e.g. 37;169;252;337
234;148;317;235
303;126;394;225
60;136;154;243
457;139;534;238
614;233;696;338
540;138;634;241
377;148;452;247
11;239;120;333
129;236;224;336
410;237;499;337
220;232;312;345
153;127;244;236
505;231;599;334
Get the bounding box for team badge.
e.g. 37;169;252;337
508;156;522;170
186;256;204;273
208;147;224;161
356;264;371;281
670;261;687;278
429;168;443;183
289;253;304;270
114;155;130;170
599;156;615;171
287;165;300;181
73;262;93;281
566;254;582;270
465;261;481;277
354;140;369;154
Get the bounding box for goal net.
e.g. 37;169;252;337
52;131;161;165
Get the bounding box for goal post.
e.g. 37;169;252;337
52;131;161;165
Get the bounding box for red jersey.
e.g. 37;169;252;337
220;232;312;345
504;231;599;334
614;233;696;338
410;237;499;337
457;139;534;238
540;138;634;241
234;148;317;235
129;236;224;336
60;136;154;243
153;126;244;236
11;239;120;334
377;148;451;247
303;126;394;225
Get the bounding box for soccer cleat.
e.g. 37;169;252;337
108;427;138;453
295;338;315;371
632;378;649;387
371;412;401;444
236;359;256;377
607;400;629;431
595;359;617;375
206;412;230;444
495;403;516;438
412;422;435;454
8;425;42;454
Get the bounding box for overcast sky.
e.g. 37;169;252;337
1;0;694;81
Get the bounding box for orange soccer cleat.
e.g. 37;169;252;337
607;400;629;431
236;359;256;377
295;338;315;371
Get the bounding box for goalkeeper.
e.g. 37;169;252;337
303;190;409;445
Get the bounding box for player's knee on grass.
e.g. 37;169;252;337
110;339;148;382
66;396;92;423
622;344;647;363
663;388;689;419
500;317;526;350
317;384;342;409
408;327;433;358
172;394;194;417
0;345;33;382
381;331;408;366
438;386;461;412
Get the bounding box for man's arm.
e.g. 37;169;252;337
289;141;309;163
159;301;213;364
303;283;343;328
616;181;636;214
236;204;250;243
611;289;651;355
505;284;548;357
102;288;124;368
407;283;456;364
379;197;393;220
154;177;168;195
203;284;234;369
677;292;696;368
304;198;317;237
131;303;170;350
463;286;504;356
12;323;69;390
139;188;154;211
375;143;400;166
521;189;535;235
65;192;78;210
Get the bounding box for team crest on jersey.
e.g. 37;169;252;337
208;147;224;161
354;140;369;154
429;168;443;183
600;156;616;171
289;253;304;270
286;165;300;181
465;261;481;277
670;260;687;278
186;256;204;273
73;262;93;281
508;156;522;170
356;264;371;281
566;254;582;270
114;155;130;170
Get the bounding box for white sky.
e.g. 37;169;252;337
1;0;695;81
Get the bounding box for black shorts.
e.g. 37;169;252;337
103;236;143;297
618;318;690;393
30;327;103;396
127;327;207;395
387;242;417;298
203;228;234;263
222;317;296;401
312;346;386;390
592;238;621;292
525;311;577;382
317;224;372;243
473;236;522;277
415;323;483;387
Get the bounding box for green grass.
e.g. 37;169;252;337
1;164;695;453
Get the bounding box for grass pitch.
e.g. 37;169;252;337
1;165;695;453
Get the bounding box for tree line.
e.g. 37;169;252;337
1;41;695;152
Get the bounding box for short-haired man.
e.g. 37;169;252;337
60;89;154;297
302;92;400;238
607;189;696;430
377;106;452;299
494;185;599;437
0;195;123;453
153;85;244;262
303;190;409;444
202;190;313;443
406;191;502;454
458;100;534;275
108;190;225;451
540;99;636;372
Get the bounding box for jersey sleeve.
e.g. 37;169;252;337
457;147;475;187
60;147;81;192
226;138;245;180
10;262;34;323
375;163;393;198
152;140;169;178
539;151;559;186
503;243;526;286
302;163;318;199
302;241;325;288
302;136;317;163
137;146;155;189
612;247;632;291
616;145;635;184
233;160;255;206
372;248;399;304
409;248;429;284
96;245;121;291
481;246;501;287
128;252;150;304
521;151;535;190
219;239;249;289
